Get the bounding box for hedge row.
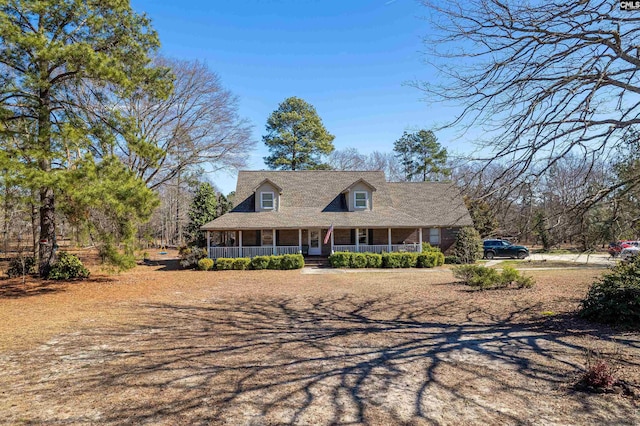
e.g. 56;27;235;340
328;251;445;269
206;254;305;271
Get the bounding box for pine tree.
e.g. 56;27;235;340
263;97;335;170
533;211;551;251
393;130;450;181
464;196;499;238
453;227;483;264
186;183;218;247
0;0;169;276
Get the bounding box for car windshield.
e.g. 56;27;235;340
502;241;511;246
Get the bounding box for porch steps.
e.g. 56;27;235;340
304;256;331;268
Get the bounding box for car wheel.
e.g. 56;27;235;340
517;251;527;259
485;251;495;260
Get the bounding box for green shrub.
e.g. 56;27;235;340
580;256;640;329
281;254;305;269
498;266;519;288
416;252;445;268
268;255;283;270
471;268;500;289
6;256;36;278
399;252;417;268
452;264;534;290
250;256;271;270
329;252;352;268
179;246;208;269
382;252;416;268
453;227;483;264
233;258;251;270
451;264;480;283
48;252;90;280
444;255;461;264
99;244;136;271
365;253;383;268
515;275;535;289
215;258;235;270
421;242;442;253
197;258;214;271
350;253;368;268
382;253;400;268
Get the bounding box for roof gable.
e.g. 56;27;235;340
253;178;283;194
341;178;377;193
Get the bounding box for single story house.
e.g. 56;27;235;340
200;170;473;259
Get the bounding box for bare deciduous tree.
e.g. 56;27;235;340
419;0;640;202
328;148;403;181
115;57;255;189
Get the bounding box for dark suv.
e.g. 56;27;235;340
483;239;529;259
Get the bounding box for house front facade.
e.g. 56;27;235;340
200;170;473;259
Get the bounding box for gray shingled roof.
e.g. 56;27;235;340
201;170;473;230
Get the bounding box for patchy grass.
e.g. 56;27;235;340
497;259;607;269
0;266;637;425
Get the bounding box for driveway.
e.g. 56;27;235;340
486;253;613;267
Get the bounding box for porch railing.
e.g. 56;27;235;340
332;244;421;254
209;246;300;259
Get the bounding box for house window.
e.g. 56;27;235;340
354;191;368;209
261;192;274;210
261;229;274;246
429;228;440;245
358;229;368;245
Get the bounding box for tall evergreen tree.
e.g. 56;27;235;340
186;183;218;247
393;130;450;181
263;97;335;170
0;0;169;276
464;196;498;238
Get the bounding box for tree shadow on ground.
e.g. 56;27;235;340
143;258;183;271
11;295;640;424
0;276;115;299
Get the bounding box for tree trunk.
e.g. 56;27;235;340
37;88;56;277
3;173;9;255
175;171;181;246
31;198;38;261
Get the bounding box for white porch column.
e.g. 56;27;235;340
418;228;423;252
272;228;276;255
388;228;392;252
355;227;359;252
238;230;243;257
207;231;211;258
330;228;335;254
298;229;302;253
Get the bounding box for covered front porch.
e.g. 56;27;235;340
205;227;430;259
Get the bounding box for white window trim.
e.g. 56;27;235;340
354;191;368;209
261;192;275;210
429;228;441;245
358;228;369;245
261;229;274;246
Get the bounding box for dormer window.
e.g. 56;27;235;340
354;191;368;209
261;192;274;209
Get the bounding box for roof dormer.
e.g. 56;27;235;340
342;178;376;211
254;178;283;212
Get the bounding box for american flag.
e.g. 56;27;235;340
324;224;334;245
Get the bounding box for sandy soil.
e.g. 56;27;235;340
0;262;638;425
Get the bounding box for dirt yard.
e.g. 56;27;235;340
0;262;638;425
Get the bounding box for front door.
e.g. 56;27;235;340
308;228;321;255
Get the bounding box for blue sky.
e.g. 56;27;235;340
131;0;464;194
